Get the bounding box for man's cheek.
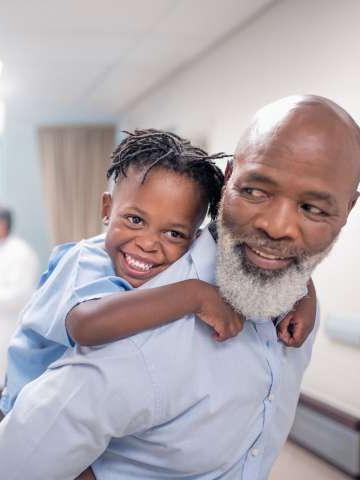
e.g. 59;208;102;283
221;202;252;235
303;224;339;255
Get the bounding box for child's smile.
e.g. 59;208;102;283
118;250;162;282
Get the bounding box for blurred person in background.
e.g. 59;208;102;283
0;206;38;385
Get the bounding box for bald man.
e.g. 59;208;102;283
0;96;359;480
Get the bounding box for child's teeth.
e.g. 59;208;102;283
125;254;152;271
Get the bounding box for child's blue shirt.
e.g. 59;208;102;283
0;234;132;414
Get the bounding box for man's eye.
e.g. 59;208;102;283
127;215;143;225
241;187;267;199
302;204;327;216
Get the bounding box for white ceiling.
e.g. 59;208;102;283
0;0;276;123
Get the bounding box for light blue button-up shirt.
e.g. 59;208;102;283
0;227;318;480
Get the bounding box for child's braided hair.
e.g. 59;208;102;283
107;129;231;220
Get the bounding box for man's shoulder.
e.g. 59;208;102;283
75;313;197;357
57;311;198;380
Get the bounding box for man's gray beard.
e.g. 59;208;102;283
216;220;335;320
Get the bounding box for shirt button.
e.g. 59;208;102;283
268;393;275;402
251;448;260;457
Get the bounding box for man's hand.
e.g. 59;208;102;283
196;283;244;341
277;279;317;347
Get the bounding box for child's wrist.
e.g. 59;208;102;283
185;279;213;315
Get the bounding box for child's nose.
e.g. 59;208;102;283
135;233;160;253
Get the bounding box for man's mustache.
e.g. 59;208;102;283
231;232;307;262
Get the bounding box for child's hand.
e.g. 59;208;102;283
277;279;317;348
75;467;96;480
196;282;244;341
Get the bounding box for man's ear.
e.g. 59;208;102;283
224;159;233;183
348;191;360;213
101;192;112;225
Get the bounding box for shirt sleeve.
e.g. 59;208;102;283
37;241;76;288
0;339;157;480
22;240;132;346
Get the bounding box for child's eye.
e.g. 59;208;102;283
165;230;185;239
127;215;144;225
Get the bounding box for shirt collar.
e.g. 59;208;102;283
189;227;217;284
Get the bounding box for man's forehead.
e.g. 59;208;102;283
237;96;360;163
233;156;328;182
245;125;357;183
233;143;348;186
237;127;339;164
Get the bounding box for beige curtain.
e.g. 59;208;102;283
38;125;115;244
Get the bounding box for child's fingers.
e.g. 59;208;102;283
279;321;307;347
277;314;300;346
213;318;243;342
276;315;292;341
227;315;244;338
277;329;292;345
277;313;311;347
213;320;232;341
289;322;307;347
212;325;225;341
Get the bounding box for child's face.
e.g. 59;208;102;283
102;166;207;287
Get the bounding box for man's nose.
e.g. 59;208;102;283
253;199;300;241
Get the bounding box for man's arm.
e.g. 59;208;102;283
0;340;156;480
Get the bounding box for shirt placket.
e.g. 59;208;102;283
242;321;282;480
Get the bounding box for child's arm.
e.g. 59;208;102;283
66;279;244;346
277;279;317;347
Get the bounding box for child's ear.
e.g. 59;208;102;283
101;192;112;225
